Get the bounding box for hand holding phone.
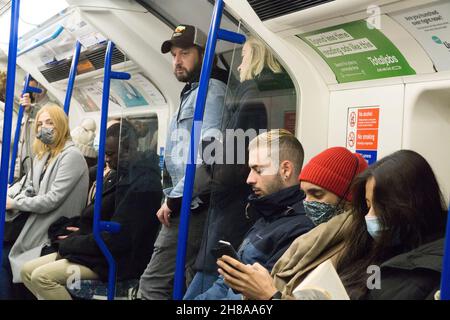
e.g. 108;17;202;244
211;240;239;261
213;240;242;295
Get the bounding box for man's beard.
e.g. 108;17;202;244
258;173;285;198
174;63;201;83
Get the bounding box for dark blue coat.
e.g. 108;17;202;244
195;185;315;300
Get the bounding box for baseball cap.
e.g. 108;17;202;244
161;24;207;54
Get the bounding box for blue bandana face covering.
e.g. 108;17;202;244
365;216;382;239
303;200;338;225
36;127;55;145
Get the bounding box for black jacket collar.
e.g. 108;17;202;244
247;185;305;220
180;67;228;97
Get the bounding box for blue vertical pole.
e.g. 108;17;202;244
9;98;24;184
93;40;129;300
172;0;245;300
441;205;450;300
8;74;42;185
64;41;81;115
0;0;20;267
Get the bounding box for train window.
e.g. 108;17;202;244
220;33;297;133
125;114;159;154
112;114;160;182
187;22;299;300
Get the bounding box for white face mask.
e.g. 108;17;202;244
365;216;382;239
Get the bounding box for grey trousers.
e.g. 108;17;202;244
139;209;207;300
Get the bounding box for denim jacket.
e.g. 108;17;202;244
164;76;228;199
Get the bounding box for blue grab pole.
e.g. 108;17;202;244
17;25;64;57
441;205;450;300
64;41;81;114
172;0;245;300
8;74;42;185
93;40;130;300
0;0;20;268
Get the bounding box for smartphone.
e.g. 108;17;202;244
211;240;239;261
211;240;242;295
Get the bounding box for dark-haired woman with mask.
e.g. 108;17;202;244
336;149;447;300
1;103;88;299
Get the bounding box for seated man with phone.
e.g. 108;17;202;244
192;130;315;300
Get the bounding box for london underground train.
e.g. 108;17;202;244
0;0;449;301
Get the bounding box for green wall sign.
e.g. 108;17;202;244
297;20;416;83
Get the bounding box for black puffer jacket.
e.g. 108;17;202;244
236;186;315;271
58;151;162;281
366;238;444;300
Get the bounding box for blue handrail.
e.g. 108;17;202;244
64;41;82;115
17;25;64;57
8;74;42;185
93;40;130;300
173;0;245;300
0;0;21;268
441;205;450;300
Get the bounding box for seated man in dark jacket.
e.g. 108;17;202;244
191;129;315;300
20;121;162;300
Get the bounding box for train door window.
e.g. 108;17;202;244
99;44;162;298
125;114;159;154
115;113;160;187
220;29;297;134
187;21;299;299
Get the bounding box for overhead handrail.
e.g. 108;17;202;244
17;25;64;57
64;40;82;114
0;0;21;268
173;0;245;300
8;74;42;185
93;40;130;300
441;205;450;300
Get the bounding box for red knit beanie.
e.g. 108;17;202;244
299;147;369;201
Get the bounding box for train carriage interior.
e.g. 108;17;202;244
0;0;449;302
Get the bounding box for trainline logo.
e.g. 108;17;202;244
432;35;450;49
367;54;399;66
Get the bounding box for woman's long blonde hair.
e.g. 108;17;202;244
239;36;282;82
33;102;71;160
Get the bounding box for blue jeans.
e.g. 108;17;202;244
193;275;242;300
139;211;207;300
183;271;219;300
0;242;14;300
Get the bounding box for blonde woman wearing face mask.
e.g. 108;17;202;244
1;103;88;299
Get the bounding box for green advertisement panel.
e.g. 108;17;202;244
297;20;416;83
